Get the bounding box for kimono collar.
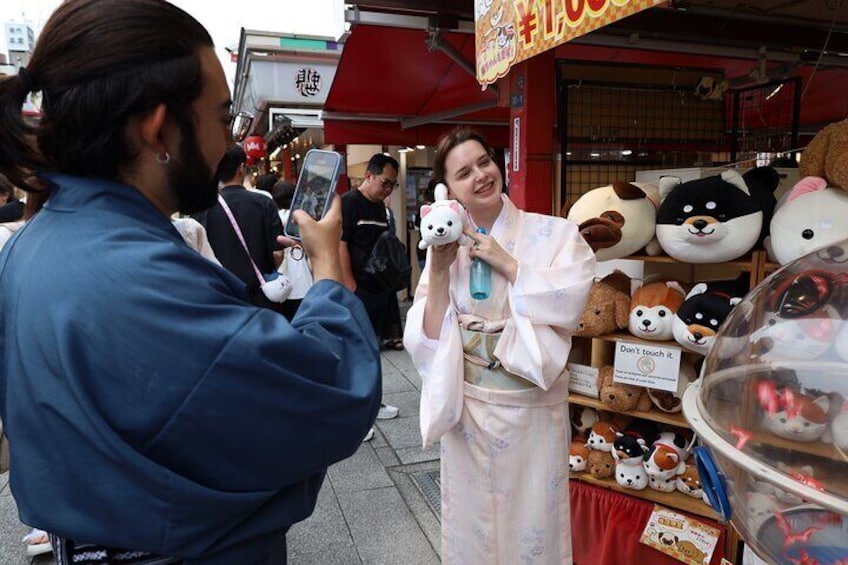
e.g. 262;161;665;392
467;195;519;240
41;173;181;237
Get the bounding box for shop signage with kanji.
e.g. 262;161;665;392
475;0;664;86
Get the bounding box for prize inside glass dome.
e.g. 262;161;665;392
683;243;848;565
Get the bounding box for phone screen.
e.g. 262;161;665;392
285;150;342;239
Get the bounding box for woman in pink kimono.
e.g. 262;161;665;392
403;129;595;564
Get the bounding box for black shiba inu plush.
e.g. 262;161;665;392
672;274;749;354
656;167;779;263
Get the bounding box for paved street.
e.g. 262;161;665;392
1;336;442;564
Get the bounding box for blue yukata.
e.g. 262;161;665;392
0;174;381;564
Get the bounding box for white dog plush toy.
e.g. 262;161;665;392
418;183;468;250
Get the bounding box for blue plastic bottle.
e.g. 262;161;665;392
469;227;491;300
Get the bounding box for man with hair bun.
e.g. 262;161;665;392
0;1;380;563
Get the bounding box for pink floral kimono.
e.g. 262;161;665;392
404;195;596;564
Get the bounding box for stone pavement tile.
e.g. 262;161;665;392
381;390;421;419
327;443;393;493
288;479;352;556
375;416;424;451
0;485;32;565
380;363;415;395
387;463;441;558
338;487;439;565
374;446;400;468
396;443;440;466
289;544;361;565
381;352;421;391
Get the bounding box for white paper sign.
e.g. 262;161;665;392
613;341;681;393
567;363;599;398
512;117;520;171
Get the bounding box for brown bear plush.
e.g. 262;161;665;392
598;365;653;412
575;270;631;337
586;450;616;479
799;119;848;191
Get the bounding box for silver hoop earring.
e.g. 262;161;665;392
156;152;171;165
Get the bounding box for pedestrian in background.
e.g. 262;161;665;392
339;154;403;436
194;145;286;312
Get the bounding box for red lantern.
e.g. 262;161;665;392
243;136;267;165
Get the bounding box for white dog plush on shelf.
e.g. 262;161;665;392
418;183;468;250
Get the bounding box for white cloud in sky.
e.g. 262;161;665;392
0;0;345;85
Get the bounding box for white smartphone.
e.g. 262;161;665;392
284;149;343;240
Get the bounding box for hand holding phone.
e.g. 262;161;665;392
285;150;343;240
292;196;343;284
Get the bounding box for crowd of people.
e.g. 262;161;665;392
0;0;596;563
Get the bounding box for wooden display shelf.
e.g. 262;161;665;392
751;430;846;463
569;393;691;429
625;252;760;271
570;473;719;520
761;260;781;275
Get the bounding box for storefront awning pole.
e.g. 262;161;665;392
400;99;498;129
427;30;498;96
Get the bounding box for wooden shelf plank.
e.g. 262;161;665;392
625;253;759;270
751;430;845;463
570;473;720;520
569;393;691;429
585;331;682;349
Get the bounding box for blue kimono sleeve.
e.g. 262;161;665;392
145;280;381;492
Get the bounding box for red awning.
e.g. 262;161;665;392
323;24;509;147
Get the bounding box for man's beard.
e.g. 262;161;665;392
168;124;219;214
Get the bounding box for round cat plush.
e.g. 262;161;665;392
656;167;779;263
767;176;848;265
759;386;830;443
565;180;661;261
752;270;841;362
418;183;468;250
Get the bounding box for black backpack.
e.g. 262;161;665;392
363;229;411;292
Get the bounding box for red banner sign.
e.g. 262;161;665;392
475;0;665;86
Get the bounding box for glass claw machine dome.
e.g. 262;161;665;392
683;242;848;565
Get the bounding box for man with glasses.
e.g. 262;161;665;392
340;154;402;434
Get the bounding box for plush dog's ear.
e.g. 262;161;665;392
449;201;462;213
658;176;681;200
787;176;828;202
721;170;751;195
686;283;708;300
420;205;432;218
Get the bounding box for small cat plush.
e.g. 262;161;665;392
761;389;830;443
750;313;836;362
418;183;468;250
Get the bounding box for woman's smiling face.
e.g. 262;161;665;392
443;139;503;215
